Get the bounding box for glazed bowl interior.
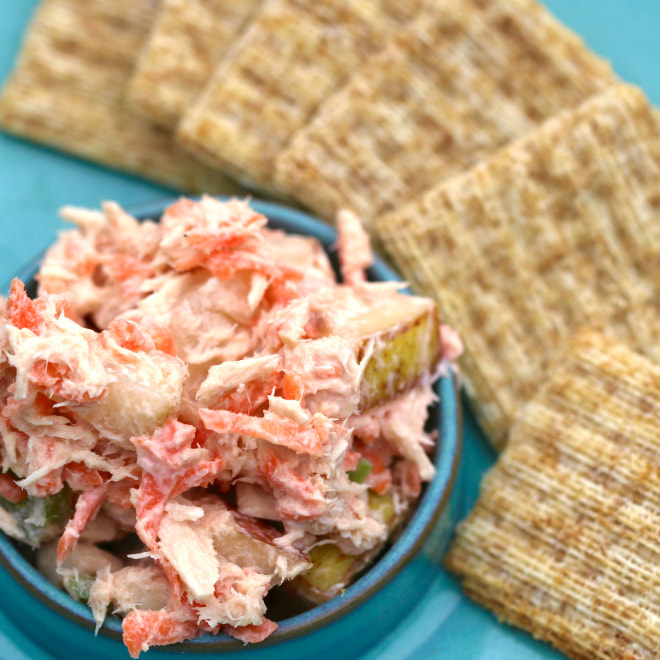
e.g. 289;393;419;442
0;198;461;656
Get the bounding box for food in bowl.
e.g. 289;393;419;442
0;197;455;657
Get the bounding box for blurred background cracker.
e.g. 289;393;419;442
177;0;425;196
127;0;263;130
0;0;242;194
275;0;617;227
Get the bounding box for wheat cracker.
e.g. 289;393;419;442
445;329;660;659
0;0;241;194
275;0;617;226
127;0;262;129
376;85;660;448
177;0;424;195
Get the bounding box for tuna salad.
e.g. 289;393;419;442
0;197;455;657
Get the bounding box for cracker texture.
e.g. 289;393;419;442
177;0;423;194
445;329;660;660
275;0;617;225
0;0;241;194
127;0;262;129
376;85;660;448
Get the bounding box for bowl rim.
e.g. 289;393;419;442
0;196;462;652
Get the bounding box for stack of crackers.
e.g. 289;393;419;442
4;0;660;657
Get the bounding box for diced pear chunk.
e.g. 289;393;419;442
75;349;185;444
310;285;441;411
288;492;402;604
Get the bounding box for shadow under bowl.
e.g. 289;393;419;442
0;198;462;660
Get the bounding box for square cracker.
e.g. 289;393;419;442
445;329;660;660
177;0;424;195
274;0;617;226
0;0;241;194
127;0;262;129
376;84;660;449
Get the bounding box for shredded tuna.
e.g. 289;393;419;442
222;618;278;644
0;197;454;657
336;209;372;286
440;324;464;363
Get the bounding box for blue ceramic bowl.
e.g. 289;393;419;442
0;199;462;660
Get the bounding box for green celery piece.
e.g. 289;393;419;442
0;485;73;546
63;574;94;602
347;457;372;484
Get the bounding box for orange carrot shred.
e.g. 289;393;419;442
5;279;43;333
0;473;27;503
57;483;109;563
123;607;200;658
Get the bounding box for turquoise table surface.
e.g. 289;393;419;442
0;2;658;659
